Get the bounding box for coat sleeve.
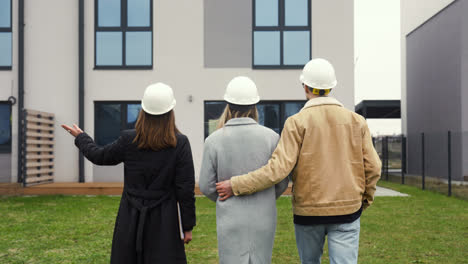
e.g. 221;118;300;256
74;132;126;165
271;133;289;199
175;136;196;231
231;117;304;196
199;139;218;202
361;123;382;210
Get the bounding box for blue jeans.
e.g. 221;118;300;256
294;218;360;264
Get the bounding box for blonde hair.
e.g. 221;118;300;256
216;104;259;129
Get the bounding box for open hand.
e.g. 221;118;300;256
61;124;83;137
216;180;234;201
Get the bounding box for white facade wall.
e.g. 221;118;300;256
400;0;456;134
5;0;355;183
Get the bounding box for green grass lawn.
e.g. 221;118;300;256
1;181;467;263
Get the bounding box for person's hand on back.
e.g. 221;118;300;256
216;180;234;201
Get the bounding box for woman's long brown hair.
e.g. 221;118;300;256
133;110;180;151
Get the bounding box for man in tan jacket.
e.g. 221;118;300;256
216;58;381;264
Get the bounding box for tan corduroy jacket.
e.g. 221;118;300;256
231;96;382;216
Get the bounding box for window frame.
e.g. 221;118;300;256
94;0;153;70
0;0;12;70
204;100;306;139
94;101;140;145
0;101;12;153
252;0;311;69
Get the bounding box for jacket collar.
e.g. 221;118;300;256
225;117;258;126
302;96;344;111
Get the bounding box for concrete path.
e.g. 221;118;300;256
375;186;409;197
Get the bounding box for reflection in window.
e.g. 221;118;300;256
95;0;153;68
0;0;12;68
126;32;152;66
257;104;280;133
255;0;278;26
253;0;311;68
204;101;306;138
96;32;123;66
127;104;142;129
253;31;280;66
128;0;150;27
95;104;121;145
0;103;11;153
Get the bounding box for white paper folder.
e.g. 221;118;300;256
177;202;185;240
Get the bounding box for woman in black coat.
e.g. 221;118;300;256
62;83;196;264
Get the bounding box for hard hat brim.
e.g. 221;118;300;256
224;95;260;105
141;99;176;115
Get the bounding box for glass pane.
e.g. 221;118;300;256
126;31;152;66
95;104;121;146
0;0;11;27
257;103;280;134
283;102;305;126
285;0;308;26
98;0;121;27
204;102;227;138
0;104;11;151
128;0;150;27
0;33;12;67
283;31;310;65
254;31;280;66
96;31;122;66
127;104;142;129
255;0;278;26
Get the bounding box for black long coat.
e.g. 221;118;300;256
75;130;196;264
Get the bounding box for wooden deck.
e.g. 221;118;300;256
0;182;293;196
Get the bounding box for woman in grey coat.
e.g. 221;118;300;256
199;76;289;264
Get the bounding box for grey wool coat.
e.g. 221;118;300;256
199;117;289;264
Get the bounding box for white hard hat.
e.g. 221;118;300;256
141;83;176;115
224;76;260;105
299;58;337;90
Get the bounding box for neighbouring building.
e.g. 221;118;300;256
403;0;468;181
0;0;355;184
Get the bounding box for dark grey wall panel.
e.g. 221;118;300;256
462;0;468;178
0;154;11;183
204;0;252;68
406;0;463;180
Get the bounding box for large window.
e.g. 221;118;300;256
95;0;153;69
0;0;12;69
94;101;141;145
253;0;311;68
0;102;12;153
204;100;306;138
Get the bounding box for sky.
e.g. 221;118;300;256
354;0;401;136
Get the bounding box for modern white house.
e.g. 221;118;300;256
0;0;355;184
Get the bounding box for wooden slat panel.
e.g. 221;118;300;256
26;139;54;145
25;116;54;125
26;132;54;138
25;154;54;160
25;161;54;167
26;146;54;152
25;175;54;183
26;123;54;131
26;129;54;135
26;168;54;176
26;109;55;118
